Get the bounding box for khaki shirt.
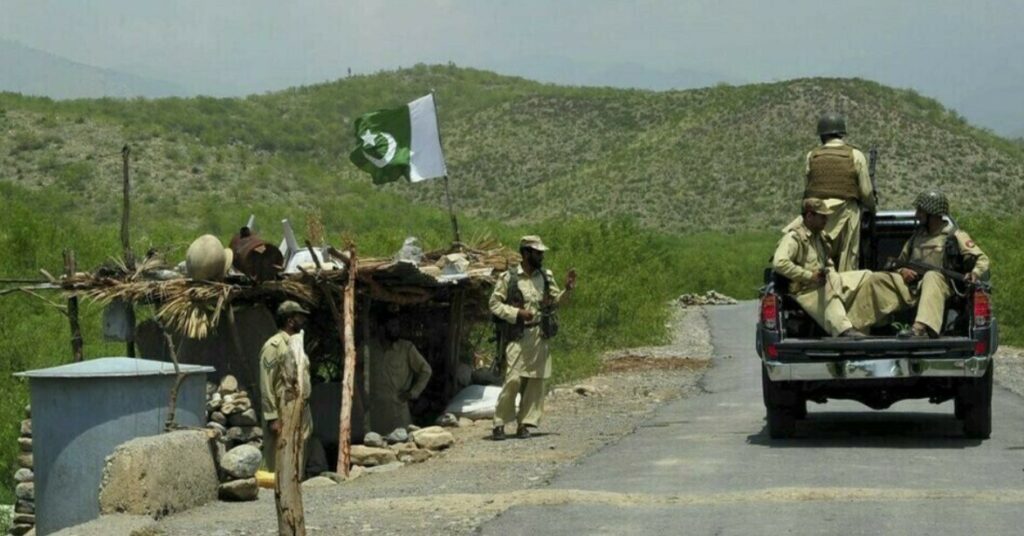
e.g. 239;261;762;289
366;338;432;434
772;219;834;295
489;265;565;379
899;223;991;279
804;139;875;210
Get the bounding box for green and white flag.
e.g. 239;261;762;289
349;94;448;184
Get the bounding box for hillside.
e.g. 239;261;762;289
1;65;1023;233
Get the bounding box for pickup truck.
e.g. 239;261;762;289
755;210;998;439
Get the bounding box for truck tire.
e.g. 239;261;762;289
762;365;798;438
962;363;993;439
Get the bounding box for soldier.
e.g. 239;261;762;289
773;198;869;337
849;190;990;337
366;311;433;435
490;235;577;440
804;113;876;271
259;301;313;473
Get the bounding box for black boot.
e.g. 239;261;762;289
492;426;506;441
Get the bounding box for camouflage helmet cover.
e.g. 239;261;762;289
914;190;949;216
816;112;847;137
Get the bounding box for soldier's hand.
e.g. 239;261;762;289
518;308;535;322
812;271;826;286
965;272;979;284
398;390;412;402
899;268;919;284
565;269;577;291
269;419;282;435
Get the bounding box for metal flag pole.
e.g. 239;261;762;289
429;89;462;248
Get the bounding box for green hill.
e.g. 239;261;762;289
2;64;1023;232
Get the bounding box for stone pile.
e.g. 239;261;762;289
349;426;454;470
677;290;738;307
205;375;261;501
9;405;35;536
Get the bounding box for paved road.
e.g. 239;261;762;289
480;302;1024;535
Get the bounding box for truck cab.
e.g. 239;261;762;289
755;210;998;439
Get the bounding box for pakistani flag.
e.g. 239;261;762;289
349;94;448;184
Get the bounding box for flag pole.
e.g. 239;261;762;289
430;89;462;248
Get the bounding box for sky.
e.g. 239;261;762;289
2;0;1022;135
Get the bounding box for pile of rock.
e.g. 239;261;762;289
678;290;737;307
205;375;262;501
9;405;34;536
349;426;454;472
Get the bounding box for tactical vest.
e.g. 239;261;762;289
805;145;859;200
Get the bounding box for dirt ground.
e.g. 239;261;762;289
993;344;1024;398
68;305;714;536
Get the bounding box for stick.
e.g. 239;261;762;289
338;246;357;476
429;90;462;248
121;145;136;356
160;328;185;431
64;250;84;362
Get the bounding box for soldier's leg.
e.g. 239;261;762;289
915;271;952;334
261;424;278;472
847;272;914;331
493;374;523;428
839;206;862;272
794;286;851;336
517;378;546;428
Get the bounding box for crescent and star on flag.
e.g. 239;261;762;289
359;130;398;168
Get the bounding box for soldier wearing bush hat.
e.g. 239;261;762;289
803;112;876;271
772;199;869;337
849;190;990;337
489;235;577;440
259;300;313;473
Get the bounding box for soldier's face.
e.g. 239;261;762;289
524;248;544;268
805;211;827;232
384;319;401;341
290;314;307;331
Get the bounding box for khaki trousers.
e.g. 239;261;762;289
848;271;951;333
493;376;546;429
792;270;869;336
824;200;863;272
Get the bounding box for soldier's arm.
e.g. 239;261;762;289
853;149;875;210
406;343;432;399
772;234;815;284
259;342;281;421
489;272;519;323
956;231;990;278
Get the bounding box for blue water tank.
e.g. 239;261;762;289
15;357;214;535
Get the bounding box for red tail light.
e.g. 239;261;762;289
973;290;991;328
975;341;988;356
761;294;778;330
766;344;779;359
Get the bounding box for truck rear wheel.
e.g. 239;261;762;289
961;363;993;439
762;365;798;438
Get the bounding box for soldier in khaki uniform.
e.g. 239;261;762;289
849;191;990;337
259;301;313;473
490;235;576;440
366;313;432;434
773;198;869;337
804;113;876;271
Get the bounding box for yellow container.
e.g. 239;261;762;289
256;470;276;489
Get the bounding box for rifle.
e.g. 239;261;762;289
868;147;879;208
863;147;880;269
887;258;969;284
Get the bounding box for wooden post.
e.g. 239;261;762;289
63;249;84;362
121;145;136;357
337;247;358;476
275;338;307;536
445;288;465;399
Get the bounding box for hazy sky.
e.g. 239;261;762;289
2;0;1022;134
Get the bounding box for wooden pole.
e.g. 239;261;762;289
63;249;84;362
275;337;307;536
121;145;136;357
338;247;358;476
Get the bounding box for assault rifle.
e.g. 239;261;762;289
886;258;970;284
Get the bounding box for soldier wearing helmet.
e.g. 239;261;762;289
848;190;990;338
803;112;876;271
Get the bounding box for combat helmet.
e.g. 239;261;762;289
914;190;949;216
816;112;847;137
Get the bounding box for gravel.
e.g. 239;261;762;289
134;306;715;536
994;345;1024;397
